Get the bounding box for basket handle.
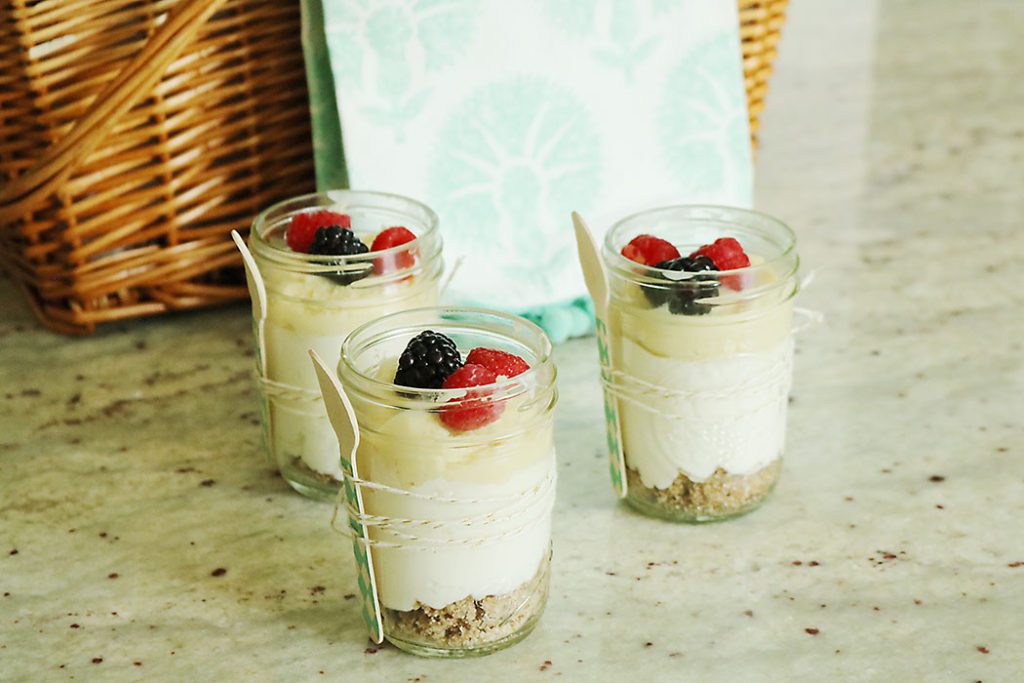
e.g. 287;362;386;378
0;0;232;221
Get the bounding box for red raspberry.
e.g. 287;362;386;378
690;237;750;290
287;211;351;253
691;237;749;270
620;234;680;266
370;226;417;274
440;363;504;431
465;348;530;379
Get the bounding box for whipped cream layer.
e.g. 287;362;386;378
355;360;556;612
609;262;794;487
261;269;437;477
615;334;792;486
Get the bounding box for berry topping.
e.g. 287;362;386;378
465;348;530;378
308;226;372;285
440;363;504;431
690;237;749;289
621;234;680;266
287;210;351;253
370;226;417;274
309;226;369;257
644;255;719;316
394;331;463;389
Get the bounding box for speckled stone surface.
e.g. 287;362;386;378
2;1;1023;680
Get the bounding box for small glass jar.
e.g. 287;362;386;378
601;205;798;522
249;191;443;500
339;307;557;657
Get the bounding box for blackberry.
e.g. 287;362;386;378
393;331;463;389
643;255;719;316
308;226;372;285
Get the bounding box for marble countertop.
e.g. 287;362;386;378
3;0;1023;680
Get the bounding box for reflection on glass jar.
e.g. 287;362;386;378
249;191;443;500
601;206;799;522
340;308;558;657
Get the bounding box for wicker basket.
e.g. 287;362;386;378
0;0;786;335
0;0;316;333
739;0;789;146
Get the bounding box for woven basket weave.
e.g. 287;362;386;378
739;0;789;145
0;0;786;335
0;0;316;333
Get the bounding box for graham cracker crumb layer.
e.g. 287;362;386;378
383;562;548;649
626;459;782;519
286;455;340;486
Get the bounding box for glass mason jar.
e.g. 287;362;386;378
601;205;798;522
249;190;443;501
339;307;558;657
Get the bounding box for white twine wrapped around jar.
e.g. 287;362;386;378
329;466;557;551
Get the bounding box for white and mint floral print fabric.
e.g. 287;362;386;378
301;0;752;342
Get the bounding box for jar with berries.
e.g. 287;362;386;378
248;191;443;500
339;307;557;657
601;205;799;522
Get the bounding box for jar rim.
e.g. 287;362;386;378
250;189;440;278
602;204;798;288
340;306;555;408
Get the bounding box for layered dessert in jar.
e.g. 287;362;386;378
601;206;798;522
249;191;443;500
339;308;557;657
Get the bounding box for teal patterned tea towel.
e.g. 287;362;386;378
301;0;752;342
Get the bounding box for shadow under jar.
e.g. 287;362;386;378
602;206;799;522
249;191;443;501
339;308;558;657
